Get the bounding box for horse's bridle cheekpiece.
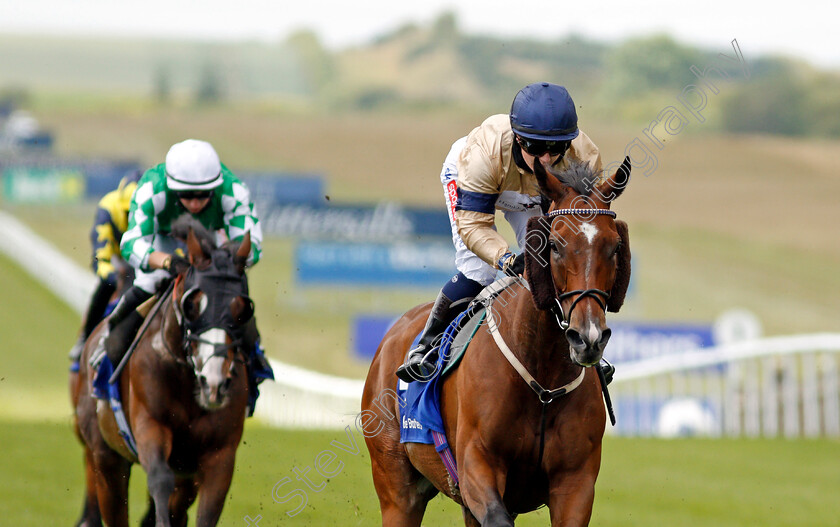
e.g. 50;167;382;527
546;208;615;331
179;250;253;365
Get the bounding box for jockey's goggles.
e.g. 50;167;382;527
516;136;571;157
176;190;214;200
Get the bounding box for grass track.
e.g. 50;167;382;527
1;252;838;525
1;419;838;526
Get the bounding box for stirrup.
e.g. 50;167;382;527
395;346;439;383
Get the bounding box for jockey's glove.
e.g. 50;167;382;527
499;251;525;277
166;254;191;278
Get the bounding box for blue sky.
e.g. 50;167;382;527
1;0;838;68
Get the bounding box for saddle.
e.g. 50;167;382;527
437;276;522;377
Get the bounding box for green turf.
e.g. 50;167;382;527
0;251;79;421
1;216;839;526
1;419;838;526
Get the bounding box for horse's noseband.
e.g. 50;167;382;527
551;289;610;331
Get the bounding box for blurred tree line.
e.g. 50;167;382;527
1;12;838;137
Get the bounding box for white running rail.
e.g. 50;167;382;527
610;334;840;438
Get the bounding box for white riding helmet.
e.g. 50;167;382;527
165;139;223;191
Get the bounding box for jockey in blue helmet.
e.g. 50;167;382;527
396;82;612;383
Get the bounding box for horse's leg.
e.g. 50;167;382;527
136;424;175;527
140;477;196;527
75;445;103;527
369;445;433;527
91;449;132;527
139;494;156;527
547;453;601;527
193;446;237;527
458;443;514;527
169;477;199;527
461;505;481;527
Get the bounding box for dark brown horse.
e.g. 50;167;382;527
71;221;255;527
362;158;632;526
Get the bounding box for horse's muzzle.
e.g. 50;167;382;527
566;326;611;366
197;371;232;410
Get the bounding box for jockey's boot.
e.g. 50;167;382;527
395;272;486;383
90;286;152;370
395;289;453;383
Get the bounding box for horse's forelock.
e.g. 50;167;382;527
547;160;600;199
171;215;216;253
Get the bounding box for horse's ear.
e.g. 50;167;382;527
595;156;631;207
524;216;555;311
187;228;210;268
234;231;251;274
607;220;631;313
533;159;568;204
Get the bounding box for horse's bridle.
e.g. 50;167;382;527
544;208;616;331
163;257;253;375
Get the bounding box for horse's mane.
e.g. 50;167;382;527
547;160;600;197
171;215;216;253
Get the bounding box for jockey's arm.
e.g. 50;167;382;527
221;177;263;267
455;209;509;269
147;251;173;271
453;139;510;269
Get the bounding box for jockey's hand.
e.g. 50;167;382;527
166;255;190;278
500;252;525;277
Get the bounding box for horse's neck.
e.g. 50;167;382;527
495;281;575;384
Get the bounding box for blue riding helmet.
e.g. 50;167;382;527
510;82;579;141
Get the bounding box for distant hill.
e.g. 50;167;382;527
2;12;838;136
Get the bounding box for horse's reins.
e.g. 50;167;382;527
486;207;618;467
109;279;176;383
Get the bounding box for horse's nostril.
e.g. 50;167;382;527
599;328;612;349
565;328;585;349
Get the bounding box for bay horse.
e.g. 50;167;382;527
71;218;255;527
362;157;632;526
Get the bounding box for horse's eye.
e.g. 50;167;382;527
231;296;255;325
183;290;207;321
611;242;622;257
549;239;559;253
